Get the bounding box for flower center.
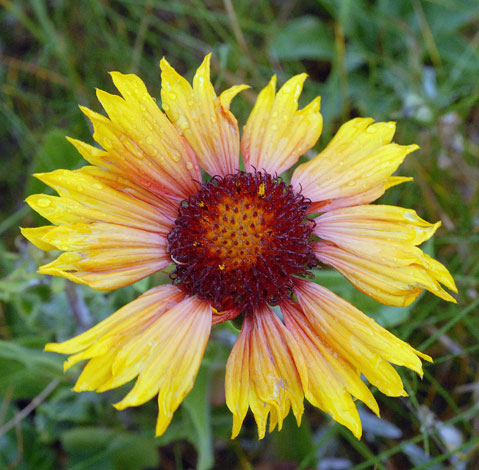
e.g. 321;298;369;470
167;171;316;314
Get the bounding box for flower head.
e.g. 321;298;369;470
22;54;457;439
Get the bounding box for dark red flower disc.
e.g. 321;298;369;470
167;171;316;315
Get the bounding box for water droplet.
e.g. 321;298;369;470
186;161;193;170
169;92;177;100
177;116;189;131
171;151;181;162
37;198;51;208
140;104;146;112
146;136;153;144
163;103;169;111
366;126;377;134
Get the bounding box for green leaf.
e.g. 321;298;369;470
182;364;214;470
0;341;64;398
61;427;159;470
25;129;82;197
271;413;314;464
269;16;334;61
0;340;63;375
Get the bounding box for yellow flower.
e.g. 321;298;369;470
22;54;457;439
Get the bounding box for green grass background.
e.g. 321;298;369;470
1;0;478;469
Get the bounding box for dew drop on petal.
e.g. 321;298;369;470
171;151;181;163
37;198;51;208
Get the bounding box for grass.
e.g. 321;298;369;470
1;0;478;469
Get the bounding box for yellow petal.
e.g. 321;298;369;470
29;222;170;290
21;226;57;251
79;165;178;220
113;296;212;437
292;118;418;205
161;54;248;177
312;204;456;307
242;74;322;175
224;315;250;439
65;137;107;168
27;167;173;233
315;205;441;249
282;301;369;438
295;280;431;396
225;305;305;439
45;285;185;355
314;242;457;307
309;176;413;213
74;348;117;391
45;286;211;437
283;300;380;414
79;72;202;201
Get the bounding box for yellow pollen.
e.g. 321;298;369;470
218;264;225;270
258;183;265;197
198;201;205;207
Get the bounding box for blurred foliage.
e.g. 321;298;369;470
1;0;478;469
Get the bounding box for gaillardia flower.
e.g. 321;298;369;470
22;55;457;439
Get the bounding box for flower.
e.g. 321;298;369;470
22;54;457;439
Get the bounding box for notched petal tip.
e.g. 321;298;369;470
299;95;321;114
406;143;420;153
230;417;243;440
242;72;322;175
267;74;277;89
219;84;250;110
